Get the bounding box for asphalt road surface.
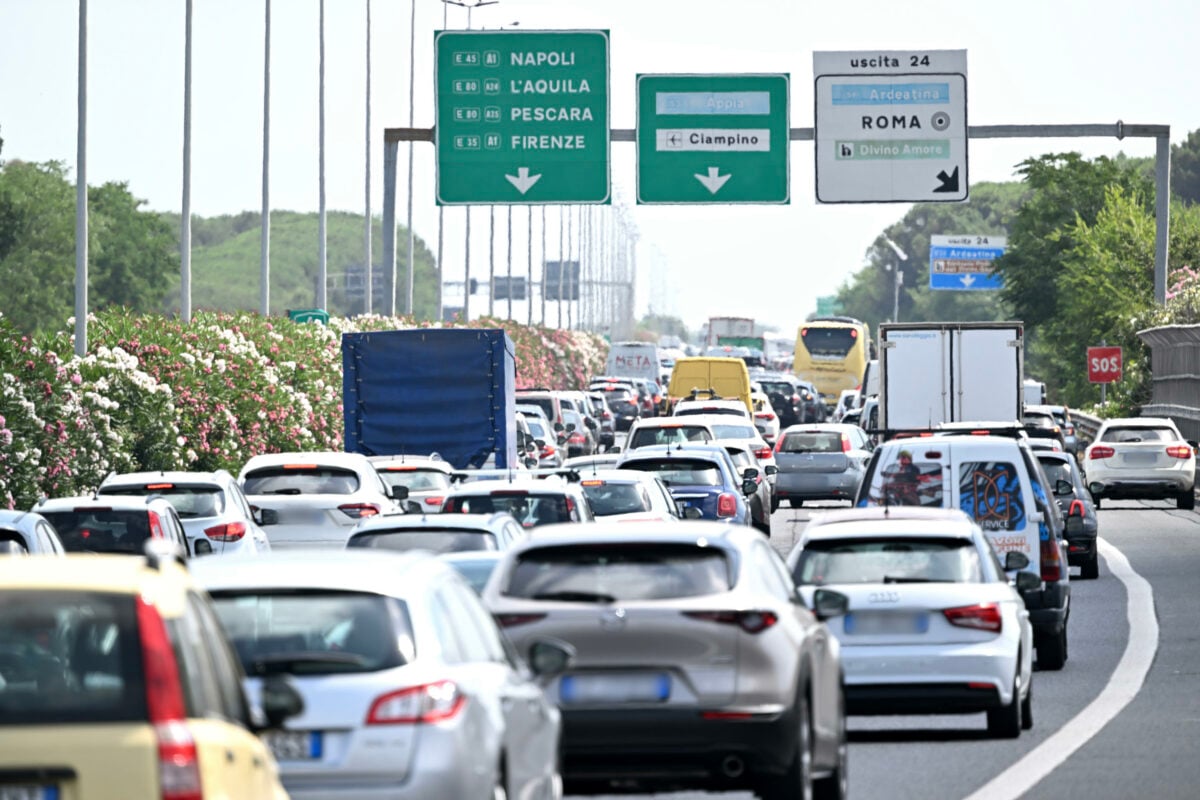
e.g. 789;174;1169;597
569;497;1200;800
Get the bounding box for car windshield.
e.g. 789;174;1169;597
444;493;573;526
621;458;723;487
348;529;497;553
99;484;225;519
242;466;361;495
581;482;652;516
0;590;145;725
39;509;153;555
1100;426;1177;443
526;419;549;439
208;590;413;676
780;432;844;453
711;424;758;439
758;381;793;396
676;405;744;417
629;426;709;448
375;467;451;492
441;556;501;595
793;537;983;586
503;543;732;601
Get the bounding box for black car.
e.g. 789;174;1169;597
1037;451;1100;579
592;384;641;431
1023;409;1067;451
755;373;825;427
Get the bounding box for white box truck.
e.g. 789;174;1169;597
878;321;1024;433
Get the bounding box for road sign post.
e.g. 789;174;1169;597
814;50;968;203
636;74;789;204
435;30;610;205
929;235;1005;291
1088;346;1123;383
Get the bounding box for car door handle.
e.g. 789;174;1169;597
225;749;236;764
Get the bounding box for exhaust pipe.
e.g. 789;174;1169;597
721;755;745;779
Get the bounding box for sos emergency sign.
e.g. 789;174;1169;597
1088;346;1122;383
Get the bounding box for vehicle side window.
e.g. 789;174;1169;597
169;510;188;551
429;592;466;664
752;542;791;602
231;482;254;518
169;598;222;719
448;582;507;664
188;592;249;725
37;522;61;553
436;587;491;663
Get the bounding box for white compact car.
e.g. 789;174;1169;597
194;550;568;800
368;455;456;513
1081;417;1197;510
786;506;1038;738
576;469;682;522
239;452;403;549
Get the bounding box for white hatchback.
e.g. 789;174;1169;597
787;507;1037;737
239;452;403;549
1081;417;1197;510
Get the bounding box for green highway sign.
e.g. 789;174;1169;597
435;30;610;205
636;74;789;204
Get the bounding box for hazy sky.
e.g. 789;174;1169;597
2;0;1197;333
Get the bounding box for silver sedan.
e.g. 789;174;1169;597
773;424;874;508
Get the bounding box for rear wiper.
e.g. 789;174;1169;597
247;651;368;675
260;488;302;495
531;590;617;604
882;575;956;584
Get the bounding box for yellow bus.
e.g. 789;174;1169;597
793;316;872;405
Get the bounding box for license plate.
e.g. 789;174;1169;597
0;787;59;800
1122;452;1157;465
560;673;670;704
277;509;328;526
264;730;323;761
844;611;929;636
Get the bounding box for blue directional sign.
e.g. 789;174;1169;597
929;234;1005;291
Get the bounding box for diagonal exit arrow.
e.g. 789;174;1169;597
960;274;977;287
505;167;542;195
694;167;731;195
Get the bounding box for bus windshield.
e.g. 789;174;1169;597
793;319;870;404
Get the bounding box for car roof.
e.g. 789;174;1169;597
190;548;447;597
620;443;730;460
350;512;516;533
101;470;233;486
0;509;50;528
1035;450;1075;463
240;451;374;471
519;519;753;548
802;515;979;541
0;553;192;598
34;494;175;512
781;423;861;434
577;469;662;484
806;506;974;526
1098;417;1177;428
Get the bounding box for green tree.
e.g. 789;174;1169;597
89;181;177;314
1172;129;1200;206
0;160;75;332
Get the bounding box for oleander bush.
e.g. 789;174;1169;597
0;309;607;509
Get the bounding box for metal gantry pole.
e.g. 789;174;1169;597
364;0;373;316
260;0;271;316
317;0;328;310
526;206;533;325
1155;133;1171;304
464;209;472;320
404;0;417;315
506;205;513;320
557;206;564;328
540;205;547;325
181;0;193;325
435;0;447;321
566;206;574;330
488;205;495;317
74;0;88;357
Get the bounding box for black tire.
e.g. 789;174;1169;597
986;674;1022;738
758;692;813;800
813;685;848;800
1021;672;1034;730
788;498;805;509
1177;490;1195;510
1036;628;1067;671
1092;494;1102;510
1080;552;1100;580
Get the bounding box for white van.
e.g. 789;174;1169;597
854;434;1071;669
1022;379;1046;406
605;342;663;385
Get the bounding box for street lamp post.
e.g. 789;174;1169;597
883;236;908;323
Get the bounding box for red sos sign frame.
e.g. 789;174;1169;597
1088;346;1122;384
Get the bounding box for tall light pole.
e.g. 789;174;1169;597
317;0;327;310
883;236;908;323
403;0;417;316
260;0;271;316
364;0;373;316
74;0;88;357
181;0;193;325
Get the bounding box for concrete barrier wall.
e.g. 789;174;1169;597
1137;324;1200;442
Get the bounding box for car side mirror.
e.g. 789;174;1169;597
528;639;574;679
742;467;760;481
682;506;703;520
812;588;849;621
764;465;778;476
1055;479;1073;497
609;445;621;454
405;500;423;514
534;438;546;449
553;422;565;433
1015;571;1042;593
1004;551;1030;572
256;675;305;732
390;485;410;501
257;508;278;526
741;478;757;496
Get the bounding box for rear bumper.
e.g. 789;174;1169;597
1090;477;1194;499
775;471;861;501
1066;534;1098;565
1022;579;1069;636
845;683;1003;715
560;705;796;788
840;640;1017;712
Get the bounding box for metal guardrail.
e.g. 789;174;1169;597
1071;410;1103;447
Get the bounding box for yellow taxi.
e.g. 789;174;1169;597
0;547;299;800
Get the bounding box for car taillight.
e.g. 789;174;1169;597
717;492;737;517
755;412;776;421
1088;445;1115;460
425;496;444;506
569;432;586;444
1041;536;1063;582
493;612;548;628
841;434;851;453
565;496;576;514
754;446;772;460
943;602;1002;633
338;503;381;519
148;510;164;540
366;680;465;725
773;438;784;455
683;610;779;634
204;521;246;542
602;410;612;420
1166;445;1192;459
792;394;802;405
137;598;202;800
540;444;557;458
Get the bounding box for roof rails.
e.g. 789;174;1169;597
450;467;582;484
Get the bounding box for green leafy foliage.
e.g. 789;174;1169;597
1172;129;1200;206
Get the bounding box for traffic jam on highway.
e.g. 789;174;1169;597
2;320;1196;800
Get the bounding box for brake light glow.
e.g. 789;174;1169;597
137;597;203;800
717;492;737;517
1166;445;1192;459
1088;445;1115;460
383;465;419;472
493;613;548;628
366;681;465;725
850;329;858;339
540;444;557;458
683;610;779;634
145;483;175;490
425;496;444;506
1041;536;1063;582
568;432;586;444
753;446;773;460
755;412;776;421
943;603;1002;633
204;521;246;542
148;510;165;540
283;464;319;469
338;503;381;519
841;434;851;453
581;479;605;487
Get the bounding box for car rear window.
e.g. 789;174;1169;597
242;466;361;495
629;425;710;448
712;424;758;439
518;396;556;421
503;543;732;601
0;590;145;725
348;529;497;553
40;509;154;554
676;405;744;417
621;458;723;487
1100;426;1177;443
208;590;413;675
859;449;945;508
100;484;225;519
444;493;573;526
758;381;793;396
792;537;982;586
375;467;451;492
1038;459;1074;489
780;431;844;453
581;482;652;516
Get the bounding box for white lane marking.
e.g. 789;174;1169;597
961;538;1158;800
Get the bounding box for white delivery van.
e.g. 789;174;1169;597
854;434;1071;669
1023;379;1047;406
605;342;663;385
